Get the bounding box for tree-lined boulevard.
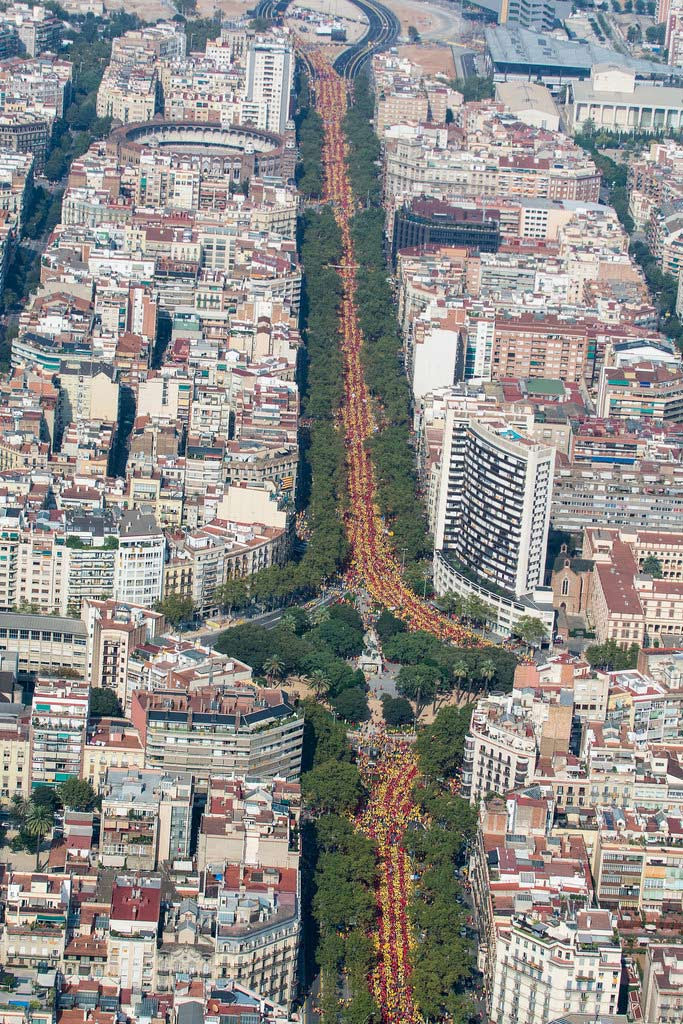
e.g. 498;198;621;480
310;52;482;646
299;52;486;1024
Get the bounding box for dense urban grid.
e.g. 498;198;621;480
0;1;682;1024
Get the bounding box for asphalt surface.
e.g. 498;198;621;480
193;591;338;646
332;0;401;78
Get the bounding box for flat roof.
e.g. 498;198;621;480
573;79;683;107
526;378;565;396
486;25;677;80
0;612;86;636
496;80;560;117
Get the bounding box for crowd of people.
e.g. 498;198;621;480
310;54;482;648
309;53;483;1023
357;740;422;1024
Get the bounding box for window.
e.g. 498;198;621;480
561;578;569;596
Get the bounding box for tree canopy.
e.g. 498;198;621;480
58;778;97;811
642;555;663;578
303;759;365;814
513;615;549;649
215;617;366;699
331;686;370;723
416;705;474;781
89;687;123;718
381;694;413;727
155;592;195;626
585;639;640;670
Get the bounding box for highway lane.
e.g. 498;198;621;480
254;0;398;80
253;0;291;19
333;0;400;78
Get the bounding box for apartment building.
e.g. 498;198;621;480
197;775;300;872
585;528;683;647
56;364;120;439
83;717;145;792
0;704;29;798
0;873;70;971
0;612;88;678
114;510;165;608
551;460;683;533
434;401;554;598
597;361;683;421
130;684;303;782
224;439;298;507
594;804;683;916
100;768;194;869
0;113;51;171
214;864;299;1009
30;676;89;789
96;65;158;123
489;910;621;1024
82;598;165;709
470;792;595;1007
642;945;683;1024
462;694;538;803
244;35;293;134
165;519;289;615
491;312;601;385
107;876;161;991
383;116;600;215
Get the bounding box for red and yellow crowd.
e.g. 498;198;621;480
357;740;422;1024
310;54;482;648
309;53;483;1022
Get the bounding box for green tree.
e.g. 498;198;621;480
24;802;53;869
309;668;330;698
438;591;464;617
452;660;469;701
303;759;364;814
463;595;496;627
302;701;353;772
478;658;497;694
313;616;364;658
585;640;640;670
89;687;123;718
262;654;285;683
381;694;413;727
155;591;195;626
452;75;495;101
416;705;474;780
513;616;548;649
57;778;97;811
331;686;370;723
396;664;440;715
376;609;407;642
215;577;249;614
9;795;28;825
31;786;60;813
642;555;663;578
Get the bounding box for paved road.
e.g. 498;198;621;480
193;591;338;647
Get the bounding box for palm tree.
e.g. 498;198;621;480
309;669;330;699
10;794;28;826
24;802;54;870
452;660;469;702
478;658;496;696
279;613;297;632
262;654;285;683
